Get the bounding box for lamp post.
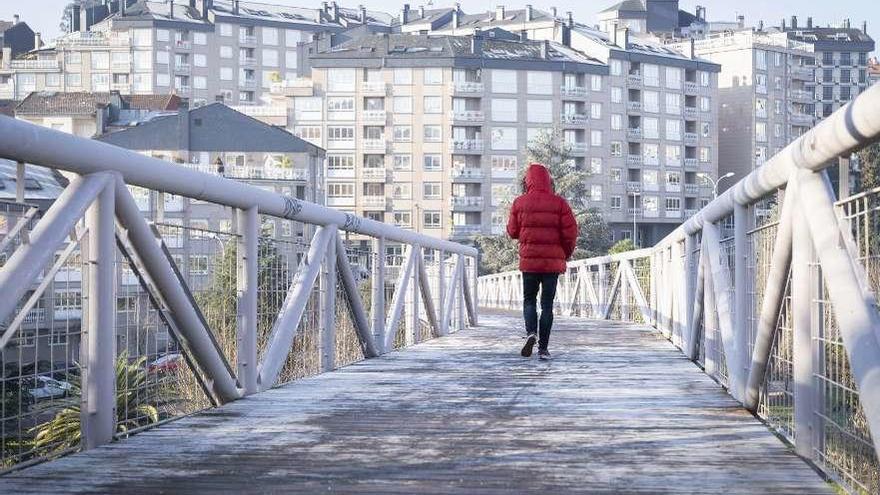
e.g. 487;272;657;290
699;172;735;198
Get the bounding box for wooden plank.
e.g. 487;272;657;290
0;312;831;494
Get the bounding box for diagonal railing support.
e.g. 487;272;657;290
416;250;441;336
384;245;417;351
336;235;380;358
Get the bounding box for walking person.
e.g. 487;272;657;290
506;163;578;360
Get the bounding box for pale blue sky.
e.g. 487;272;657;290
2;0;877;50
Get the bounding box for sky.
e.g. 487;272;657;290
1;0;877;49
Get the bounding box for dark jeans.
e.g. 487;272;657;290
522;272;559;351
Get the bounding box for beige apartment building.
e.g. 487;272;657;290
0;0;392;104
692;30;816;187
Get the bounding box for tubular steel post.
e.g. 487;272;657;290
438;250;446;324
15;161;24;203
791;180;815;458
684;234;696;354
417;250;440;335
384;246;416;351
371;237;386;349
733;203;749;401
320;227;338;373
236;206;259;395
410;245;421;345
703;221;742;399
81;178;116;450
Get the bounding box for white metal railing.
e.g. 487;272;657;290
362;110;387;122
450;81;484;93
230;105;288;118
449;110;484;122
9;60;60;70
361;138;388;151
479;83;880;495
561;113;588;125
450;139;483;152
361;81;387;93
0;115;478;472
450;196;483;208
560;86;588;98
451;167;484;179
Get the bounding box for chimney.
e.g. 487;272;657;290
566;11;573;28
550;7;557;18
419;5;425;18
170;1;175;18
526;4;533;22
34;32;41;49
330;1;339;22
807;17;813;29
688;38;695;59
177;101;190;156
781;18;786;30
737;15;744;29
12;14;19;25
401;4;410;24
520;30;528;41
453;5;460;28
615;26;629;48
495;5;505;21
232;0;239;15
863;21;868;35
541;39;549;59
472;29;483;55
359;4;367;23
758;20;764;31
843;18;851;29
71;5;81;32
791;16;797;30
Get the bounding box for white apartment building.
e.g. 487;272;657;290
693;30;816;185
0;0;392;103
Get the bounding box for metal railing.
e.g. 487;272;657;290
0;116;478;472
479;83;880;494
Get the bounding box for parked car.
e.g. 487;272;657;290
26;376;73;401
148;353;182;373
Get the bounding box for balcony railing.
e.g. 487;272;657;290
450;139;483;152
271;78;314;96
175;63;191;73
684;208;699;217
684;107;698;119
450;81;484;93
664;209;682;218
666;183;682;193
361;81;387;93
362;110;387;123
449;110;484;122
684;132;699;144
790;113;814;126
568;143;588;154
9;60;59;70
176;85;192;95
626;128;642;140
239;35;257;45
627;101;642;112
627;155;643;166
361;139;388;151
230;105;288;118
626;181;642;193
561;113;588;126
239;79;257;90
626;208;643;218
451;168;484;179
627;74;642;87
174;40;192;50
684;184;699;195
560;86;588;98
684;82;699;94
241;57;257;67
791;89;813;101
791;67;814;80
684;158;698;169
361;168;389;181
361;196;391;209
450;196;484;208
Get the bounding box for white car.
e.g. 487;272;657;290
28;376;73;401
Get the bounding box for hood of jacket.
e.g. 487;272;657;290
524;163;552;193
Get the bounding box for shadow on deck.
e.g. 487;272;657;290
0;310;831;494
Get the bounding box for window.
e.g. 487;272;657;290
491;127;517;150
590;130;602;147
327;155;354;171
700;71;710;87
527;71;552;94
292;125;321;143
756;122;767;142
491;155;517;175
591;75;602;91
423;68;443;85
643;144;659;165
263;49;279;67
643;91;659;113
220;67;233;81
610;60;622;76
393;183;412;200
133;51;151;70
423;96;442;114
590;158;602;174
590;102;602;119
756;49;767;70
755;74;767;93
700;96;710;112
491;70;517;93
190;256;209;275
156;51;169;65
156;29;169;42
327;126;355;142
665;145;681;166
219;24;233;36
423;182;442;199
590;185;602;201
665;119;681;141
423;155;442;171
132;28;153;46
665;93;680;114
194;76;207;89
193;32;207;45
611;168;622;182
423;125;442;142
611;142;622;157
55;290;82;312
156;73;170;87
755;97;767;117
700;147;711;162
527;100;553;123
611;196;622;209
665;67;681;89
285;51;297;68
393;211;412;227
393;96;412;113
492;99;517;121
643;117;659;139
611;113;623;130
665;197;681;211
263;27;278;45
423;211;442;229
220;46;233;59
327;68;356;92
393;155;412;171
393;68;412;85
393;126;412;142
665;171;681;189
46;73;60;87
643;64;659;86
701;122;710;137
611;86;622;103
643;196;659;214
194;53;207;67
327;183;355;198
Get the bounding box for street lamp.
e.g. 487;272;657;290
629;191;640;247
698;172;735;199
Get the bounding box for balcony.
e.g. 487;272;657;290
450;196;484;209
664;209;683;219
271;78;314;96
174;40;192;51
643;182;659;192
560;86;588;98
450;139;483;152
361;139;388;152
9;59;59;70
625;181;642;193
327;197;355;207
684;209;699;218
176;85;192;95
684;106;697;119
111;82;131;92
568;142;588;154
643;209;660;218
23;307;47;325
361;81;387;94
450;81;484;93
239;79;257;90
684;184;699;195
684;132;699;144
790;113;813;126
449;110;484;123
452;224;482;237
626;155;642;166
111;61;131;72
175;63;191;73
684;81;699;95
491;168;517;179
451;168;484;180
231;105;288;118
626;208;643;218
665;183;681;193
684;158;698;169
627;74;642;87
791;89;812;102
361;196;391;209
627;101;642;112
626;128;642;141
362;110;387;123
327;168;356;179
361;168;390;182
560;113;588;126
791;67;814;81
241;57;257;67
239;35;258;45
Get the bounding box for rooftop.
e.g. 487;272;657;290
14;91;181;116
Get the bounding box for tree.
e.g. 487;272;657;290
608;239;636;255
474;128;612;273
857;142;880;192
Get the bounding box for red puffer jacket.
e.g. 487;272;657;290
506;164;579;274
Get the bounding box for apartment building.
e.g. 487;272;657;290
692;30;816;186
0;0;392;103
396;6;720;245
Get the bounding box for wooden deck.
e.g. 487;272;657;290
0;311;831;494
